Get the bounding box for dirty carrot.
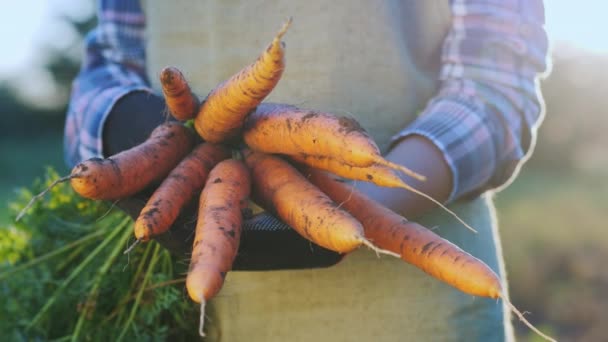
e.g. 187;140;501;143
160;66;200;121
186;159;251;337
193;18;292;143
69;122;195;200
243;103;425;181
290;154;477;233
243;149;397;256
290;154;414;187
16;123;195;221
134;143;230;242
307;169;556;342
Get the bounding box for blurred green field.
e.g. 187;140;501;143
0;135;605;340
495;169;608;341
0;134;67;226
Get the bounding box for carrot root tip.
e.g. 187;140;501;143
199;299;207;337
15;174;75;222
276;17;293;40
503;296;556;342
380;159;426;182
397;182;479;234
123;239;141;255
360;238;401;259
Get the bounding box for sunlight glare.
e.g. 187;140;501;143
0;1;48;75
545;0;608;54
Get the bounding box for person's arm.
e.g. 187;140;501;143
63;1;344;267
359;0;549;217
64;0;162;168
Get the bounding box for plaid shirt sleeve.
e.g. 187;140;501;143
392;0;549;202
63;0;153;167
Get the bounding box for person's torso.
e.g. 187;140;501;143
140;2;512;341
143;0;451;152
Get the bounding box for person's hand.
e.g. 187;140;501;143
104;91;343;270
115;194;342;270
354;134;453;218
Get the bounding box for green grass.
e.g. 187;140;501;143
0;168;199;341
496;168;608;250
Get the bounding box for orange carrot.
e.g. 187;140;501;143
160;66;200;121
307;168;556;342
193;18;292;143
289;154;478;233
307;168;497;297
16;123;195;222
69;123;195;200
289;154;410;187
243;149;395;255
243;103;425;181
134;143;231;242
186;159;251;337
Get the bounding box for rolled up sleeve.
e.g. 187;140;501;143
392;0;549;201
64;0;153;167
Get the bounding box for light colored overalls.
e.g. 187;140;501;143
143;1;514;340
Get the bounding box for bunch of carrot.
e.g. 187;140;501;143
18;18;554;341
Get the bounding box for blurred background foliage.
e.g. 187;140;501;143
1;1;607;341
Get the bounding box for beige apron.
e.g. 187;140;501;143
143;1;514;340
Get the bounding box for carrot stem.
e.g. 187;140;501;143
102;243;155;325
116;243;161;342
55;244;87;273
71;222;132;341
0;228;106;281
27;216;130;330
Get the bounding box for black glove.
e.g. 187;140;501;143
104;91;344;270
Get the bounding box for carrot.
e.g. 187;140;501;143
160;66;200;121
243;149;397;256
290;154;478;233
306;168;556;342
193;18;292;143
16;123;195;221
290;154;413;187
69;122;195;200
243;103;426;181
186;159;251;337
134;143;231;242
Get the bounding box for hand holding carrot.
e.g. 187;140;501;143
101;65;346;268
354;134;456;220
22;15;554;340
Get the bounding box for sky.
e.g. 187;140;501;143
0;1;606;102
0;0;93;74
0;0;94;106
1;0;607;75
